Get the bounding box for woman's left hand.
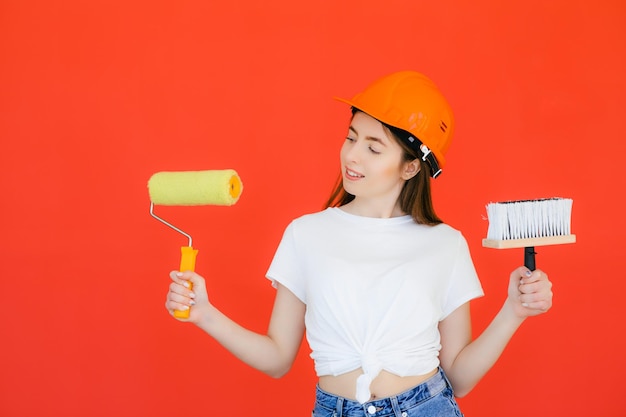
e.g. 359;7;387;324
507;267;553;319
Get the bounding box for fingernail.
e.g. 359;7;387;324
189;292;195;298
176;272;183;277
183;281;190;288
180;305;189;311
525;270;532;277
189;300;196;306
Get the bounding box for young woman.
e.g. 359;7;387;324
165;71;553;416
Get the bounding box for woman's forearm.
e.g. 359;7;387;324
167;272;306;379
194;305;295;378
446;301;525;397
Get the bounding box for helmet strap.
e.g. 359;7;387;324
417;143;442;178
389;124;442;178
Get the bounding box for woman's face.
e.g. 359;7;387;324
340;111;416;208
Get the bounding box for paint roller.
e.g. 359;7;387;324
148;169;243;318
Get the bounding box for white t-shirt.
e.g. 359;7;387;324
266;207;484;403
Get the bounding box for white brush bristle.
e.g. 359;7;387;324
486;198;573;240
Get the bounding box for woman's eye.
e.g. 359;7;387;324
369;146;381;154
346;136;356;142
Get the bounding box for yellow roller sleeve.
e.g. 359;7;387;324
148;169;243;206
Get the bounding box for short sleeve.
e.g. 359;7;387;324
265;222;307;303
441;234;484;319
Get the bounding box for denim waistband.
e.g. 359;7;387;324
315;368;449;417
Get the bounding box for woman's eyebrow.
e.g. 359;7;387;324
348;125;387;146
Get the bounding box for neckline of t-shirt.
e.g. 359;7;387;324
328;207;414;225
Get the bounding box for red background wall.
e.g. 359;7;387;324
1;1;624;416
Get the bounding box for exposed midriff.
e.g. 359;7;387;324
319;367;439;401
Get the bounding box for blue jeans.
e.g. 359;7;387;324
312;368;463;417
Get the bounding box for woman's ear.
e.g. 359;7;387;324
402;159;421;180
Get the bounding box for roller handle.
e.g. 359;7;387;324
524;246;536;271
173;246;199;319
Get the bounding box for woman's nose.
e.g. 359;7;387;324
343;141;360;163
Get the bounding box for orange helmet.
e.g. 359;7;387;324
335;71;455;178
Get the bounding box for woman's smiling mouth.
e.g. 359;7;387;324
345;168;364;180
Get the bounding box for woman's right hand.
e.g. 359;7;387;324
165;270;210;323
